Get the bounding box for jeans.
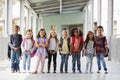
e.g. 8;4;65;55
60;54;69;72
96;53;107;71
85;53;93;73
23;53;31;71
72;53;81;71
11;49;21;71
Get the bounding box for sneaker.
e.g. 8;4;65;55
78;70;82;73
65;71;68;73
60;71;63;73
32;71;37;74
105;71;108;74
53;71;56;73
97;70;100;73
22;70;26;73
47;71;50;73
89;72;93;74
11;70;15;73
73;70;75;73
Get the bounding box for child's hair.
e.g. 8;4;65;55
26;29;34;41
97;25;104;30
14;25;20;29
37;28;46;38
79;29;83;37
84;31;95;49
62;28;67;31
70;28;78;37
48;30;59;43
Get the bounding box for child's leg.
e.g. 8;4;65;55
96;54;101;71
60;54;65;72
64;54;69;72
15;50;21;71
27;54;31;71
11;50;16;72
72;54;76;72
53;53;57;72
35;55;41;72
48;52;52;72
77;53;81;72
85;53;90;73
100;54;107;71
40;54;46;73
23;53;27;71
89;54;93;73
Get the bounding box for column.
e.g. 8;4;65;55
4;0;13;36
84;6;88;39
28;10;32;29
20;0;25;36
33;15;37;40
97;0;101;26
107;0;113;60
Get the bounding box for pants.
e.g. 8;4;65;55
48;51;57;71
72;53;81;71
85;53;93;73
11;49;21;71
96;53;107;71
35;54;46;72
60;54;69;72
23;53;31;71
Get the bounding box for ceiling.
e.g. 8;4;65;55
28;0;89;16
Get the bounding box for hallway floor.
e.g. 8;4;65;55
0;55;120;80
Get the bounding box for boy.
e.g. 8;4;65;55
95;25;108;74
9;25;22;73
59;28;70;73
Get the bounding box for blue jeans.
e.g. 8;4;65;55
86;53;93;72
60;54;69;72
72;53;81;71
23;53;31;71
11;49;21;71
96;53;107;71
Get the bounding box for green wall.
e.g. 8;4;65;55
43;11;85;37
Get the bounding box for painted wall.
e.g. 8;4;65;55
43;11;85;37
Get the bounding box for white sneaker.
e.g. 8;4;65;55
22;70;26;73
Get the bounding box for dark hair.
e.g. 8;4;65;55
79;29;83;37
48;30;59;43
14;25;20;29
84;31;95;49
26;29;34;41
97;25;104;30
37;28;46;38
62;28;67;31
70;28;78;37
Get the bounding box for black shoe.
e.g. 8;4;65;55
65;71;68;73
47;71;50;73
105;71;108;74
60;71;63;73
53;71;56;73
73;70;75;73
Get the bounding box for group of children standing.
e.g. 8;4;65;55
9;25;108;74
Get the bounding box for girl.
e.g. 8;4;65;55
32;29;48;74
21;29;35;73
83;31;95;74
70;28;83;73
47;29;59;73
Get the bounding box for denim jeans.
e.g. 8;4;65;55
72;53;81;71
23;53;31;71
96;53;107;71
85;53;93;73
11;49;21;71
60;54;69;72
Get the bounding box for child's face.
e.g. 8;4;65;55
26;31;32;38
89;33;94;39
39;31;45;38
13;27;19;34
62;30;68;37
97;28;103;35
74;30;79;37
51;31;56;37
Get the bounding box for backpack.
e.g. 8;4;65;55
22;38;35;57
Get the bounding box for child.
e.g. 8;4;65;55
95;25;108;74
9;25;22;73
59;28;70;73
83;31;95;74
47;29;59;73
32;29;48;74
21;29;35;73
70;28;83;73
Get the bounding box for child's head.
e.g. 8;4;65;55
37;28;46;38
86;31;94;40
26;29;33;39
71;28;79;37
50;29;57;38
97;25;104;36
13;25;20;34
62;28;68;37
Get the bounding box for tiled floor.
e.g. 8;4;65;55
0;55;120;80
